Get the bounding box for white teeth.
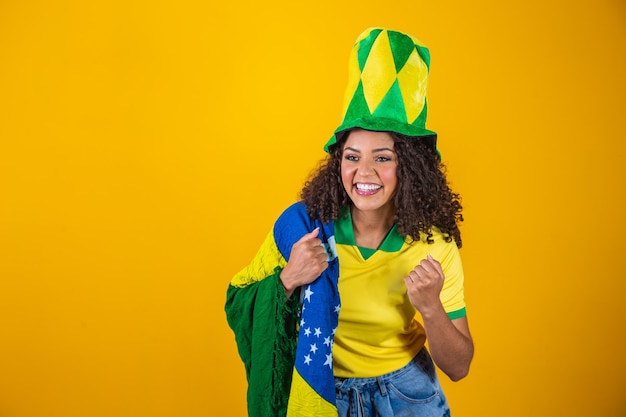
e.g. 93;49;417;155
356;183;381;191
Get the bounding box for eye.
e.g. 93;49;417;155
375;155;392;162
344;154;359;162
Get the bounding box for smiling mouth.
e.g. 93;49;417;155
355;183;382;194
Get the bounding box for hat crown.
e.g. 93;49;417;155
325;28;437;153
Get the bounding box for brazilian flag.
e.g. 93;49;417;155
226;202;340;417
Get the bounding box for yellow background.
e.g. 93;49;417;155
1;0;625;416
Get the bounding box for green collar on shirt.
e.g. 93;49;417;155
334;208;405;259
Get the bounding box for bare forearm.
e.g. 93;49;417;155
421;307;474;381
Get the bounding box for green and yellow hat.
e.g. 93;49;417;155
324;27;437;153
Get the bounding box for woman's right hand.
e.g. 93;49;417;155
280;228;329;297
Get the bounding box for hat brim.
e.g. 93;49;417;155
323;117;437;153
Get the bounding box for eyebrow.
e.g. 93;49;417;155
344;146;395;153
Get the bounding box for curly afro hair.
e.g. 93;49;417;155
300;130;463;248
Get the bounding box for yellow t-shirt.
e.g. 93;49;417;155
332;213;466;378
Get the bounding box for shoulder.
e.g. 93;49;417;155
407;226;450;245
409;227;461;261
273;202;335;259
275;201;313;230
428;226;453;243
272;202;315;257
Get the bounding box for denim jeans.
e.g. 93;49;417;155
334;348;450;417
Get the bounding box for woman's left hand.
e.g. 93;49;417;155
404;254;474;381
404;254;445;315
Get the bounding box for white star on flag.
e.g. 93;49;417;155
310;343;318;354
304;286;314;302
304;355;312;365
314;328;322;337
324;354;333;368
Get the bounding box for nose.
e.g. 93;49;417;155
357;159;375;177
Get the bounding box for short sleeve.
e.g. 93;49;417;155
428;235;466;317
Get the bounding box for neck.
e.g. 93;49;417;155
351;205;395;250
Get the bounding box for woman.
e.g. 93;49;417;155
226;28;473;417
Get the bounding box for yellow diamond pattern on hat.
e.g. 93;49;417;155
341;45;363;119
397;48;428;124
360;31;397;115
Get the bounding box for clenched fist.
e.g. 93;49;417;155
280;228;329;297
404;254;445;316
